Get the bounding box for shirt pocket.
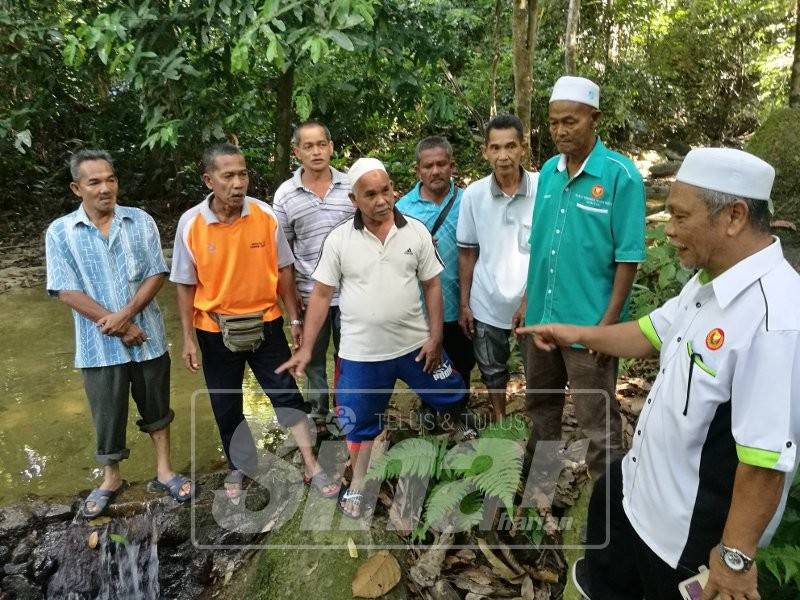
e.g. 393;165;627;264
517;223;532;253
683;340;718;416
125;253;148;282
575;202;609;215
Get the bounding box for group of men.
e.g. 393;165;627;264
46;74;799;600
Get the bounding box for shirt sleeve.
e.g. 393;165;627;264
272;194;295;245
456;189;478;248
416;225;445;282
45;223;82;296
637;294;682;351
142;212;169;278
311;229;342;287
274;220;295;268
610;168;646;262
731;330;799;472
169;213;198;285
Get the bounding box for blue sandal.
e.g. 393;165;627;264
81;480;129;518
148;473;193;502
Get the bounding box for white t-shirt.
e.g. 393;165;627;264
456;170;538;329
312;209;444;361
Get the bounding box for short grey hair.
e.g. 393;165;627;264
699;188;772;233
292;121;331;146
70;149;114;181
202;143;243;173
414;136;453;163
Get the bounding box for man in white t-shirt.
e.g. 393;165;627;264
277;158;472;519
457;113;538;421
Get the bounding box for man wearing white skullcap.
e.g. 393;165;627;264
278;157;474;518
515;75;646;482
518;148;800;599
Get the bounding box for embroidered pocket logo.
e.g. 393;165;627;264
591;185;605;199
705;328;725;351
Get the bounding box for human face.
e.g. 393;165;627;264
664;182;726;270
70;159;118;216
482;128;525;178
203;153;249;211
293;125;333;174
417;147;453;198
350;170;395;224
548;100;599;159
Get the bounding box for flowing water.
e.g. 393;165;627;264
0;285;281;506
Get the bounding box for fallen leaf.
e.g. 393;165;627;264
462;567;494;586
453;575;494;596
455;549;477;561
348;537;359;558
476;538;518;580
526;566;559;584
87;516;111;527
87;531;99;549
108;533;128;545
520;575;535;599
352;550;402;598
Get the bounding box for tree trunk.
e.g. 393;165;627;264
489;0;503;117
275;65;295;184
512;0;540;164
790;0;800;108
565;0;581;74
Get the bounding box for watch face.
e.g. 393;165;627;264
724;552;745;571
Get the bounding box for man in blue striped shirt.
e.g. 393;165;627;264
46;149;191;517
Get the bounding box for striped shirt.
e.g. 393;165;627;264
272;167;354;303
45;204;169;368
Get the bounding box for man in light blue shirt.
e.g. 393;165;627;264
46;149;192;517
397;136;475;429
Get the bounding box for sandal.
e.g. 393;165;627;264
81;480;129;519
224;469;251;500
303;469;341;498
338;486;364;519
148;473;193;502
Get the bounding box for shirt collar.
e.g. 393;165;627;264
201;193;252;224
555;137;606;178
72;203;131;227
707;237;786;309
353;207;408;230
410;180;456;203
292;166;348;190
490;168;530;198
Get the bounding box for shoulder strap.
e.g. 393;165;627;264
429;186;459;237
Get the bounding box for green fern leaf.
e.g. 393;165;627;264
365;436;445;482
423;479;476;531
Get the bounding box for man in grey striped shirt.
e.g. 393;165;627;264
273;121;355;422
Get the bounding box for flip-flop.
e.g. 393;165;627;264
81;480;129;519
224;469;251;500
303;470;341;498
338;486;364;519
148;473;193;502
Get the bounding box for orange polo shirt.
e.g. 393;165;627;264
170;195;295;332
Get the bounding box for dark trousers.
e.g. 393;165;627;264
196;318;307;472
443;320;476;387
585;460;707;600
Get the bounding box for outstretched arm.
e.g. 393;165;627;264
275;282;335;377
516;320;657;359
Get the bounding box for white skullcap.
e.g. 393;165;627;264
550;76;600;109
347;157;387;188
676;148;775;208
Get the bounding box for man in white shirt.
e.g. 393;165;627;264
457;113;538;421
518;149;799;600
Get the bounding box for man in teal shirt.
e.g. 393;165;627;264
397;136;475;429
514;76;646;480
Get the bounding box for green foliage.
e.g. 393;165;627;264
758;474;800;597
746;107;800;223
630;224;693;319
366;416;529;541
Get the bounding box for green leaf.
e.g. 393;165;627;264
294;93;312;121
109;533;129;545
14;130;32;153
326;30;354;51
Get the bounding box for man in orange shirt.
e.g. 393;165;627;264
171;143;338;499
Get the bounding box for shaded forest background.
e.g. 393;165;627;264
1;0;798;228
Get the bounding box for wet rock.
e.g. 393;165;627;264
3;563;27;576
158;507;191;547
666;139;692;156
190;551;213;584
0;505;32;540
1;575;42;600
0;545;9;565
42;505;72;523
11;531;38;564
31;555;57;586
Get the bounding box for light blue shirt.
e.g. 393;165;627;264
45;204;169;368
396;181;462;322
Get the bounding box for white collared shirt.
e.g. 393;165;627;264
626;238;800;568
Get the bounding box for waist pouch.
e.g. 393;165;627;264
211;312;265;352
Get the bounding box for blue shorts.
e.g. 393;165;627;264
335;349;465;442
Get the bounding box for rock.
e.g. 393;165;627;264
0;545;9;565
190;550;214;584
31;556;56;586
0;506;32;540
649;161;682;178
666;139;692;156
42;505;72;523
664;149;686;161
1;575;43;600
11;532;38;564
3;563;27;576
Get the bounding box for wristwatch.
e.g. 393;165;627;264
719;543;754;572
289;319;303;327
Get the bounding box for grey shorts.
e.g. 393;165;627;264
81;352;174;465
472;320;512;390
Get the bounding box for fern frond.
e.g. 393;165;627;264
365;436;447;482
481;414;530;442
422;479;476;532
758;545;800;586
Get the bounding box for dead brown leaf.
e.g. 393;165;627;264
520;576;535;600
351;550;402;599
87;531;99;549
476;538;518;580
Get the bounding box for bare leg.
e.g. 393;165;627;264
488;388;507;422
149;426;191;496
290;419;339;496
341;440;374;517
83;463;124;514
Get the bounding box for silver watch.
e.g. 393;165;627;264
289;319;303;327
719;543;754;573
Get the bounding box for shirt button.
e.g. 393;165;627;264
556;229;561;234
547;289;552;294
648;399;652;404
637;430;642;435
632;457;637;463
551;250;556;255
677;336;682;342
560;209;565;214
662;368;666;374
695;302;702;308
565;187;570;192
550;269;554;273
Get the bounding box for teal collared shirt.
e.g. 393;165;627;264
396;181;462;322
525;138;646;328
